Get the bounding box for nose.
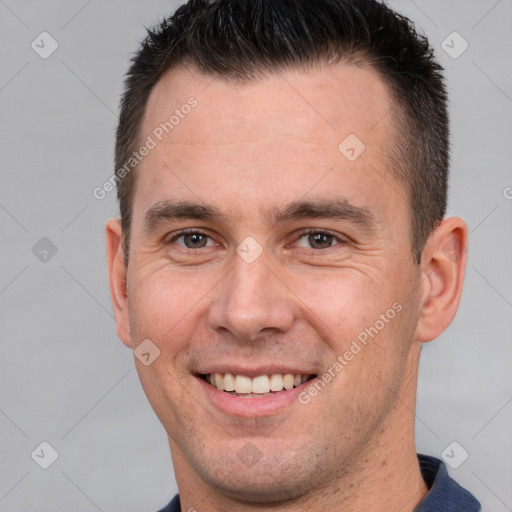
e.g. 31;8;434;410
207;252;295;342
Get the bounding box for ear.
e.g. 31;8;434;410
106;218;132;348
415;217;468;343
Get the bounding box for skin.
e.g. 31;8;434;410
106;63;467;511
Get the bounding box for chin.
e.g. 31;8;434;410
207;469;308;505
191;446;324;506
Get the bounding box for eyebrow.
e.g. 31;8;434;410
144;200;225;233
143;198;377;234
263;199;377;233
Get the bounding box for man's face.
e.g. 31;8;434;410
119;64;424;502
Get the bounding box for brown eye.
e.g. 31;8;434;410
183;233;208;248
308;232;334;249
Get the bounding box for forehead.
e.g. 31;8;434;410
132;63;405;230
143;62;394;145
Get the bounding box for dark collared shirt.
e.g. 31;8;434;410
157;454;481;511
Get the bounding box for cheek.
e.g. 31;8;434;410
288;269;393;348
127;267;213;344
295;268;414;401
135;360;194;443
127;271;205;416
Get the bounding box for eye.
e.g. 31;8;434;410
170;231;217;249
292;230;346;250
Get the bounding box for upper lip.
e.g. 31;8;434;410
196;366;317;378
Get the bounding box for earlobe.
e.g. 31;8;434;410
415;217;468;343
105;218;132;347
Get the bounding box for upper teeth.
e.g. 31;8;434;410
207;373;310;393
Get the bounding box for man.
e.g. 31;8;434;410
106;0;481;510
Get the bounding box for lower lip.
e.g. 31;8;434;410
196;376;315;417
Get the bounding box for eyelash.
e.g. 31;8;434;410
168;229;216;247
293;229;347;249
167;228;347;250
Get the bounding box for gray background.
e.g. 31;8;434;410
0;0;511;510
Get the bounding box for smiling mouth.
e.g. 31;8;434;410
199;372;316;397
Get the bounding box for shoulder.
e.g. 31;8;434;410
156;494;181;512
415;454;481;511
